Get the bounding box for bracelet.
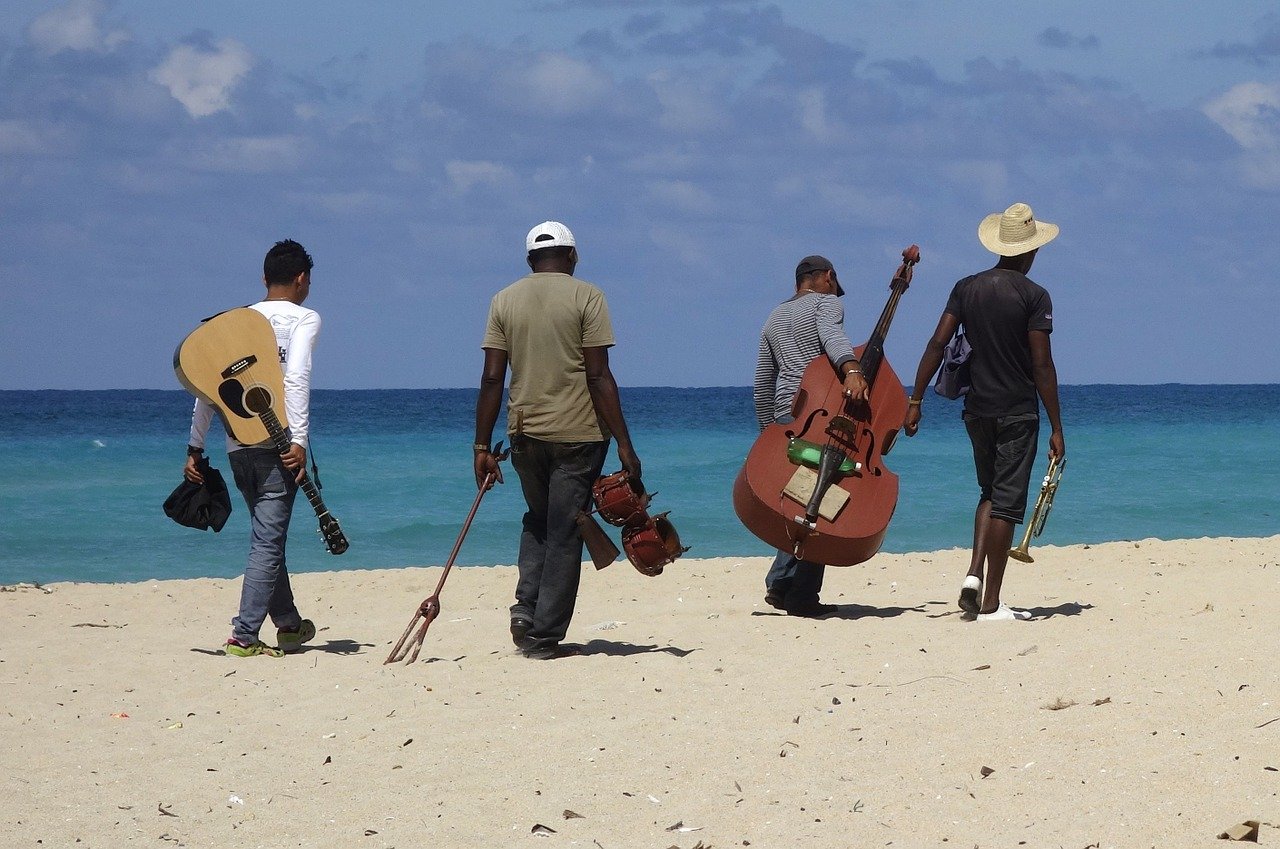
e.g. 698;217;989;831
472;443;490;453
907;398;922;407
186;445;204;456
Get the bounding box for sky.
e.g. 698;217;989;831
2;0;1279;389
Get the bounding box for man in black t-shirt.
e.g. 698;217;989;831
903;203;1066;622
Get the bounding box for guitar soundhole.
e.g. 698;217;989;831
244;385;273;415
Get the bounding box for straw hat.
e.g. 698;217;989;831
977;203;1059;256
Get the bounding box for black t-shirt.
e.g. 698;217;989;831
944;268;1053;417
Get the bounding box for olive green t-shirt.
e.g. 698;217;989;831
482;272;616;442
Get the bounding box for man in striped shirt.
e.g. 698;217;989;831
752;255;868;616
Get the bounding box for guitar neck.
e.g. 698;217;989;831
257;407;332;519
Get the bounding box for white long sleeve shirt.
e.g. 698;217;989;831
188;300;322;453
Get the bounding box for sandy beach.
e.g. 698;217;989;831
3;536;1279;848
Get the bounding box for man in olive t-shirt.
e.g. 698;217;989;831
474;221;643;659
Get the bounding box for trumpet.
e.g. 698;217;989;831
1007;454;1065;563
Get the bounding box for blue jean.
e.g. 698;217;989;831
763;412;824;606
765;551;825;606
509;436;609;650
228;448;303;643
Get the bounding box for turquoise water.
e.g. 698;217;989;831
0;386;1276;584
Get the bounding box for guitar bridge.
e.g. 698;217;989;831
221;355;257;379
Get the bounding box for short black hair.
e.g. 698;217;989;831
264;239;313;285
527;245;575;262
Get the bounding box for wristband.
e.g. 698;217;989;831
186;445;204;456
472;443;490;453
907;398;922;407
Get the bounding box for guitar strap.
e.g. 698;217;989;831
308;442;323;490
200;304;255;324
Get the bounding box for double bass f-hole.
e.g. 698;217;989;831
786;407;829;442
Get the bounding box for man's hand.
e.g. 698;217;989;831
618;443;643;491
1048;429;1066;462
183;454;204;484
475;450;504;490
842;371;869;403
280;443;307;483
904;404;922;437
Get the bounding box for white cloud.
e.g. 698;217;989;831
150;39;253;118
185;135;307;173
647;68;730;134
797;87;842;144
284;190;398;216
0;119;53;155
1203;82;1280;150
497;52;610;116
1204;82;1280;189
645;179;716;215
27;0;128;55
445;160;516;193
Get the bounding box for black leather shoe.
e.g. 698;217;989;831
523;643;583;660
510;617;533;648
785;602;839;618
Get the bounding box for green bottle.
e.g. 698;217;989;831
786;438;859;474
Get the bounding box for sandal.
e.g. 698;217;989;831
224;638;284;658
276;619;316;654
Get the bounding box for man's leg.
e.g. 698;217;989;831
977;513;1015;614
510;436;553;630
228;449;299;645
523;441;607;655
959;499;991;614
785;559;826;611
976;413;1039;618
765;550;796;605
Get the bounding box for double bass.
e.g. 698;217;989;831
732;246;919;566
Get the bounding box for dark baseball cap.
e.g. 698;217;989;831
795;255;843;296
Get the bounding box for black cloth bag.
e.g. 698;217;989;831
163;456;233;532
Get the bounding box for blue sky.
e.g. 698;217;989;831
2;0;1278;388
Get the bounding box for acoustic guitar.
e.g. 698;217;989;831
174;307;349;555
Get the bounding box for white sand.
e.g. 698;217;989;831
3;536;1279;847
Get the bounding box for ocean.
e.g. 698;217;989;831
0;385;1276;585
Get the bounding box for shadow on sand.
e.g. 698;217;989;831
577;639;698;658
751;602;926;620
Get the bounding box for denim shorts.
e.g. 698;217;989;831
964;411;1039;524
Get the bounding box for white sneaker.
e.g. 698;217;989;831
976;604;1031;622
958;575;981;614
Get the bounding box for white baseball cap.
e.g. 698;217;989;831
525;220;576;253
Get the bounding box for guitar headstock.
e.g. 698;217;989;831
319;515;349;555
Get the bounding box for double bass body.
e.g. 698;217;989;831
732;246;919;567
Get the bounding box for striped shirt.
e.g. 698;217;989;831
753;292;857;430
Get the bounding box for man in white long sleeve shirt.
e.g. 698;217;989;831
183;239;321;657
